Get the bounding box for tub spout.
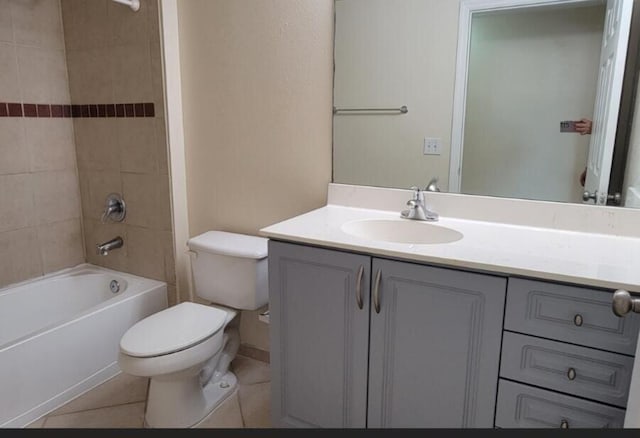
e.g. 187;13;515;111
96;236;124;256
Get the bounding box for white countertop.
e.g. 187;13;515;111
260;204;640;293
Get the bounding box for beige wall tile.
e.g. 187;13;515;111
9;0;64;50
0;43;20;101
0;227;42;287
50;373;148;416
66;47;113;103
0;0;13;43
38;218;84;273
150;40;164;113
24;118;76;172
0;119;29;175
163;231;176;285
147;0;160;44
84;219;127;270
16;46;70;103
118;118;158;174
60;0;110;51
0;173;34;232
107;0;149;47
238;382;271;428
125;226;166;281
74;119;120;171
122;173;171;231
156;118;168;175
111;43;153;102
32;170;81;225
43;402;145;428
196;389;244;428
166;283;177;307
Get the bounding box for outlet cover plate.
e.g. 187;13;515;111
423;138;442;155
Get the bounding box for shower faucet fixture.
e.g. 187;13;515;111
101;193;126;223
111;0;140;11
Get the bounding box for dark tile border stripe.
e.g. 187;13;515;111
0;102;155;118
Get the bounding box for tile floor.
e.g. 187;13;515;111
26;355;271;429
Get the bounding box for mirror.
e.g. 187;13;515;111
333;0;640;207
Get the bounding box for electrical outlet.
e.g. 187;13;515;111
423;138;442;155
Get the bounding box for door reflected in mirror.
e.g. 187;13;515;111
332;0;640;207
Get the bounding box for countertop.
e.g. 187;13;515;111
260;204;640;293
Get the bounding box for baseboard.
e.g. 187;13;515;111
238;344;270;364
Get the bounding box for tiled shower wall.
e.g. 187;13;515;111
61;0;176;303
0;0;83;287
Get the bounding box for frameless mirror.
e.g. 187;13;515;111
333;0;640;207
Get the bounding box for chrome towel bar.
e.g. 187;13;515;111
333;105;408;115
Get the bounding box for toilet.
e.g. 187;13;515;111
118;231;268;428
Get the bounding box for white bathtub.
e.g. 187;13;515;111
0;264;168;428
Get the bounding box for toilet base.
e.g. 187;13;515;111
144;371;238;428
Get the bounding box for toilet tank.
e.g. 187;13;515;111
187;231;268;311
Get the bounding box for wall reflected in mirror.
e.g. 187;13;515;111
332;0;640;208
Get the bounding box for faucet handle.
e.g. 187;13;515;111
409;186;424;202
101;193;126;223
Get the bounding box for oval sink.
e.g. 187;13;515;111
341;219;463;245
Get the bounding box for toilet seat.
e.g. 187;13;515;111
120;302;227;358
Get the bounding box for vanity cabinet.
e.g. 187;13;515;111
269;241;506;428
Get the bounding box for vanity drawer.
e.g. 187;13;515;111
504;278;640;355
500;332;634;407
495;380;626;429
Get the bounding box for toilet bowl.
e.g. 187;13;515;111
118;231;268;428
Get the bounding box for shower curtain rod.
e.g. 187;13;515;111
112;0;140;11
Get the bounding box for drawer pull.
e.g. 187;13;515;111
573;314;583;327
567;368;577;381
560;419;569;429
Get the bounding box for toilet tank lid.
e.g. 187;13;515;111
187;231;268;259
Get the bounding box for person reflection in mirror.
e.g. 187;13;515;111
576;118;592;187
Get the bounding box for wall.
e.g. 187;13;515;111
176;0;334;352
61;0;176;303
0;0;83;288
462;6;604;203
333;0;460;190
624;77;640;207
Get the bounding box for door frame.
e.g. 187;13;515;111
448;0;609;193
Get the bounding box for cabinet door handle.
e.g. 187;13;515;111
560;419;569;429
373;269;382;314
355;265;364;310
573;314;583;327
567;368;577;381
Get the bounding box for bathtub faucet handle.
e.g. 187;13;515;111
101;193;126;223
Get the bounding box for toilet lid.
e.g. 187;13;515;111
120;302;227;358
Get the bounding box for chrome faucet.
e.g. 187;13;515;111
96;236;124;256
401;186;439;222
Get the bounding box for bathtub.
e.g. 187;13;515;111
0;264;168;428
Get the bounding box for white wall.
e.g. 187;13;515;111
461;6;604;203
624;77;640;207
333;0;460;190
176;0;334;352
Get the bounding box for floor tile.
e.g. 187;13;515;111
24;417;46;428
49;372;148;416
43;402;145;428
238;382;271;428
195;388;244;429
232;355;271;385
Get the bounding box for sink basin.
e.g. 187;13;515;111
341;219;463;244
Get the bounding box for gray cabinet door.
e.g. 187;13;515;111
367;258;507;428
268;241;371;428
